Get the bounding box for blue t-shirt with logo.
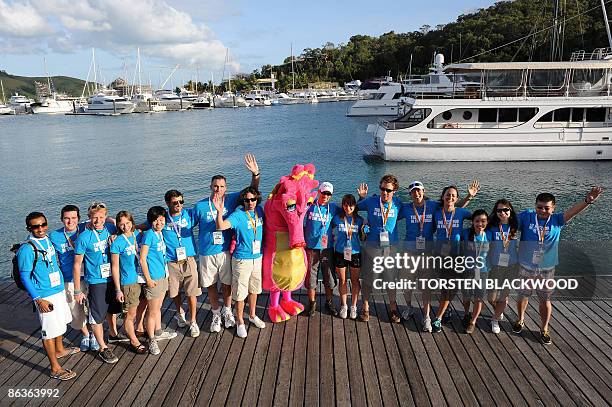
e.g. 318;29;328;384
193;192;240;256
162;208;197;261
110;231;143;285
331;214;364;254
17;236;64;299
399;199;440;251
488;223;519;266
357;195;402;244
142;229;167;281
461;229;493;273
434;207;472;242
74;224;116;285
226;206;264;260
518;210;565;269
304;203;340;249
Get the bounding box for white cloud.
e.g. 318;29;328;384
1;0;237;71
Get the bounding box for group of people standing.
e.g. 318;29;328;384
15;154;603;381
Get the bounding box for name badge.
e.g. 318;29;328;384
497;252;510;267
165;264;169;278
343;244;352;261
416;236;426;251
176;246;187;261
320;234;328;248
379;231;390;247
49;271;61;287
213;231;223;245
80;263;85;277
136;266;146;284
100;263;111;278
252;240;261;255
532;249;544;265
441;242;451;257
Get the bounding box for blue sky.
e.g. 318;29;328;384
0;0;496;85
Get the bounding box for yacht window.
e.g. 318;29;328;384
430;76;440;84
553;108;570;122
538;112;553;122
518;108;538;121
498;108;517;122
442;111;452;120
463;111;473;120
372;93;386;100
586;108;606;122
571;108;584;122
478;108;497;122
422;77;431;85
392;93;402;99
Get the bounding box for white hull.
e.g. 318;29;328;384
347;100;400;116
0;106;15;115
133;102;167;113
213;96;250;108
86;103;135;114
31;99;74;114
157;99;192;111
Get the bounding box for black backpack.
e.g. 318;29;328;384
10;241;41;290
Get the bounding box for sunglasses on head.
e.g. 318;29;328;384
170;199;184;205
380;187;394;193
88;202;107;211
243;197;258;203
320;191;332;196
29;222;48;229
496;208;511;214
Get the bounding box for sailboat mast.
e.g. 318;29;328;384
291;43;295;90
601;0;612;49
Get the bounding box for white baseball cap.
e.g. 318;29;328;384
319;182;334;194
408;181;424;192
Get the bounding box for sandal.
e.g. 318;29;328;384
389;309;401;324
359;308;370;322
57;346;80;359
129;343;148;354
50;369;77;381
135;330;146;338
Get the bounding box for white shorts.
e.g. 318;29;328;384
199;251;232;288
231;257;263;302
64;281;88;330
36;290;72;340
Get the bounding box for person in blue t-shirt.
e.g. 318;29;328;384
110;211;147;354
398;180;480;332
431;186;473;333
162;189;201;339
48;205;93;352
487;199;520;334
192;154;260;333
214;186;267;339
140;206;177;355
17;211;77;381
460;210;493;334
356;174;403;323
304;181;341;317
73;202;119;364
330;194;365;320
513;187;603;345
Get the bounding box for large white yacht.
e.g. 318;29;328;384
9;93;33;114
243;89;273;106
213;91;250;108
84;90;135;114
131;92;167;113
154;89;192;110
30;81;76;114
364;50;612;161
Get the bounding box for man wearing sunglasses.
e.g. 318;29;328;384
162;189;201;338
513;186;604;345
304;182;340;316
17;212;78;380
193;154;260;333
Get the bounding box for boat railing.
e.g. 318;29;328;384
570;48;612;61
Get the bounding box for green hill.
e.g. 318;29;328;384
0;70;89;100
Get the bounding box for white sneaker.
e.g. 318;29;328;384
190;321;200;338
210;310;222;333
339;305;348;319
249;315;266;329
402;306;414;320
175;312;187;328
422;317;432;332
349;306;357;320
149;339;160;355
154;330;177;341
491;319;501;334
499;313;505;321
223;307;236;328
236;324;247;338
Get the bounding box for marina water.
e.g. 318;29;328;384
1;102;610;280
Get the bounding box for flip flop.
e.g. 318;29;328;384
129;343;147;354
57;347;80;359
50;369;77;381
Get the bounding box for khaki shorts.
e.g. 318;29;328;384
199;251;232;288
144;278;169;300
231;257;263;302
64;281;87;330
517;266;555;300
121;283;144;309
168;257;202;298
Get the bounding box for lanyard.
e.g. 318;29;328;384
155;231;167;261
343;216;355;241
474;231;486;257
534;213;551;244
245;210;259;241
30;236;56;272
316;203;329;229
498;223;510;251
379;198;391;229
412;201;426;234
93;227;108;263
167;212;183;245
442;208;455;239
121;233;139;255
63;227;79;249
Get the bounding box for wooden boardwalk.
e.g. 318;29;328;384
0;278;611;407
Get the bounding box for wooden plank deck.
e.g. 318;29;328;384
0;279;611;407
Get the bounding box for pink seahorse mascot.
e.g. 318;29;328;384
263;164;319;322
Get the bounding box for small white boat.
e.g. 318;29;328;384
9;93;32;114
243;90;273;106
0;104;15;115
192;93;213;109
132;93;167;113
154;90;192;111
213;91;250;108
